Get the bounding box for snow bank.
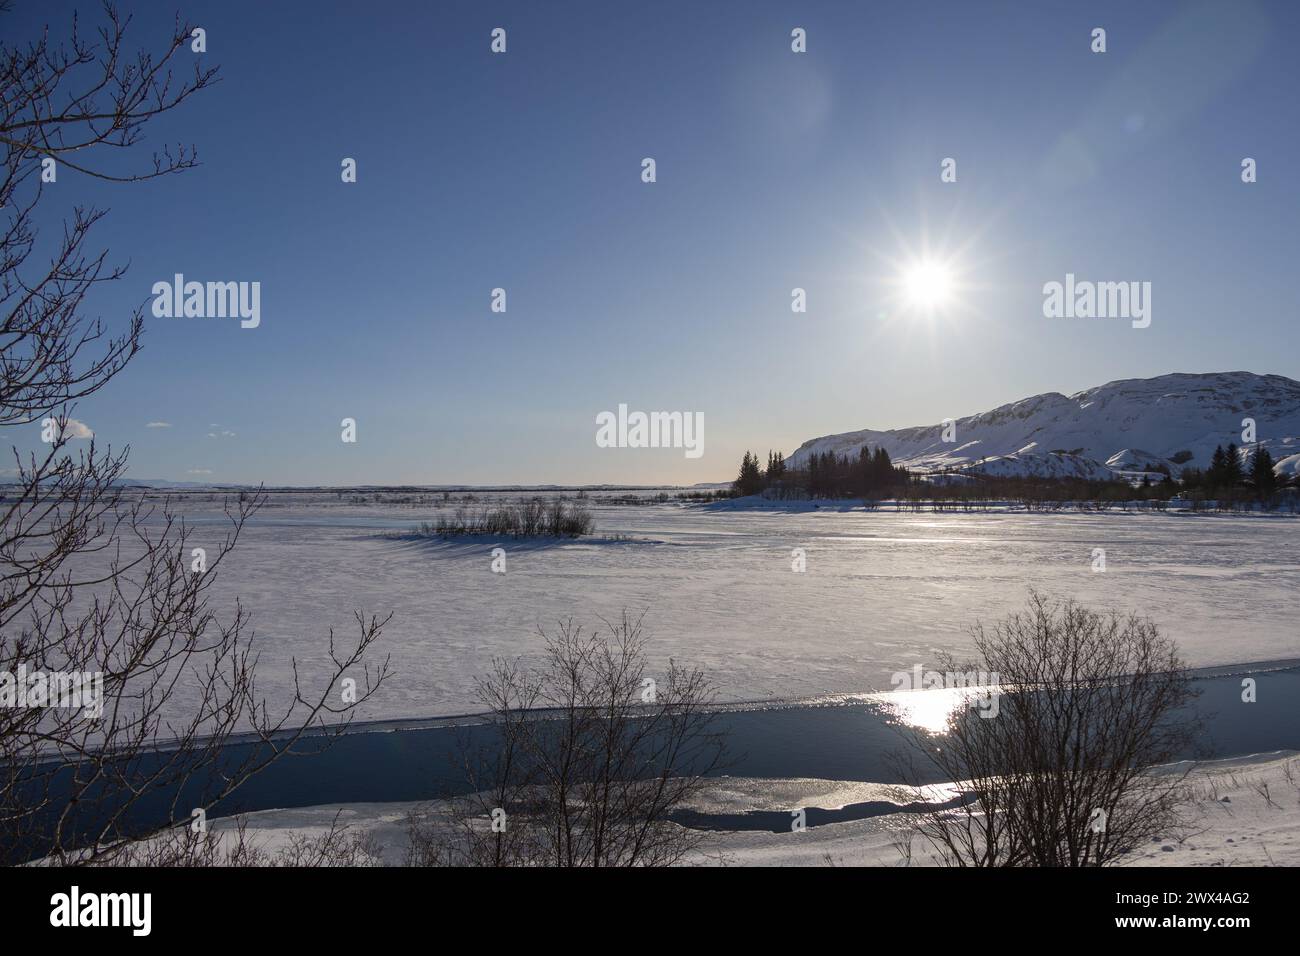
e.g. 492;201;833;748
196;751;1300;867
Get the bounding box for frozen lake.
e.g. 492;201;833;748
154;491;1300;725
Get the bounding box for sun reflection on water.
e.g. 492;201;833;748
870;685;996;734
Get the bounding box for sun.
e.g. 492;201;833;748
901;259;955;310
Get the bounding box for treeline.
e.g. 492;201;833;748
733;447;909;499
1179;443;1284;504
729;442;1296;509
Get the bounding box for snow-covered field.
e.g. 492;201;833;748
154;491;1300;725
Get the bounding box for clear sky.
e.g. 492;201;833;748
9;0;1300;486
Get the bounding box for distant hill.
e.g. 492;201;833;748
787;372;1300;480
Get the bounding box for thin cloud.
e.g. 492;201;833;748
46;418;93;440
145;421;172;428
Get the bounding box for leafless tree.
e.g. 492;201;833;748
407;613;725;867
1;5;391;865
892;591;1200;866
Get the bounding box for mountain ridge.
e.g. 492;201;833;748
786;371;1300;480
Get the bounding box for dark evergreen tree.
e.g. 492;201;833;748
1224;443;1244;487
1251;446;1277;501
872;447;893;488
1208;446;1227;489
765;450;786;483
854;446;872;498
733;451;764;496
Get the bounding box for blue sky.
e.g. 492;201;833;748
10;0;1300;485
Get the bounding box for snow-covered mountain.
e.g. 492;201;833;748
787;372;1300;480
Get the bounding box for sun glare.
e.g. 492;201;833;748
873;684;1000;734
875;687;963;734
901;259;955;311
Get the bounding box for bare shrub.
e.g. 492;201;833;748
407;613;725;866
423;497;593;538
893;591;1201;866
